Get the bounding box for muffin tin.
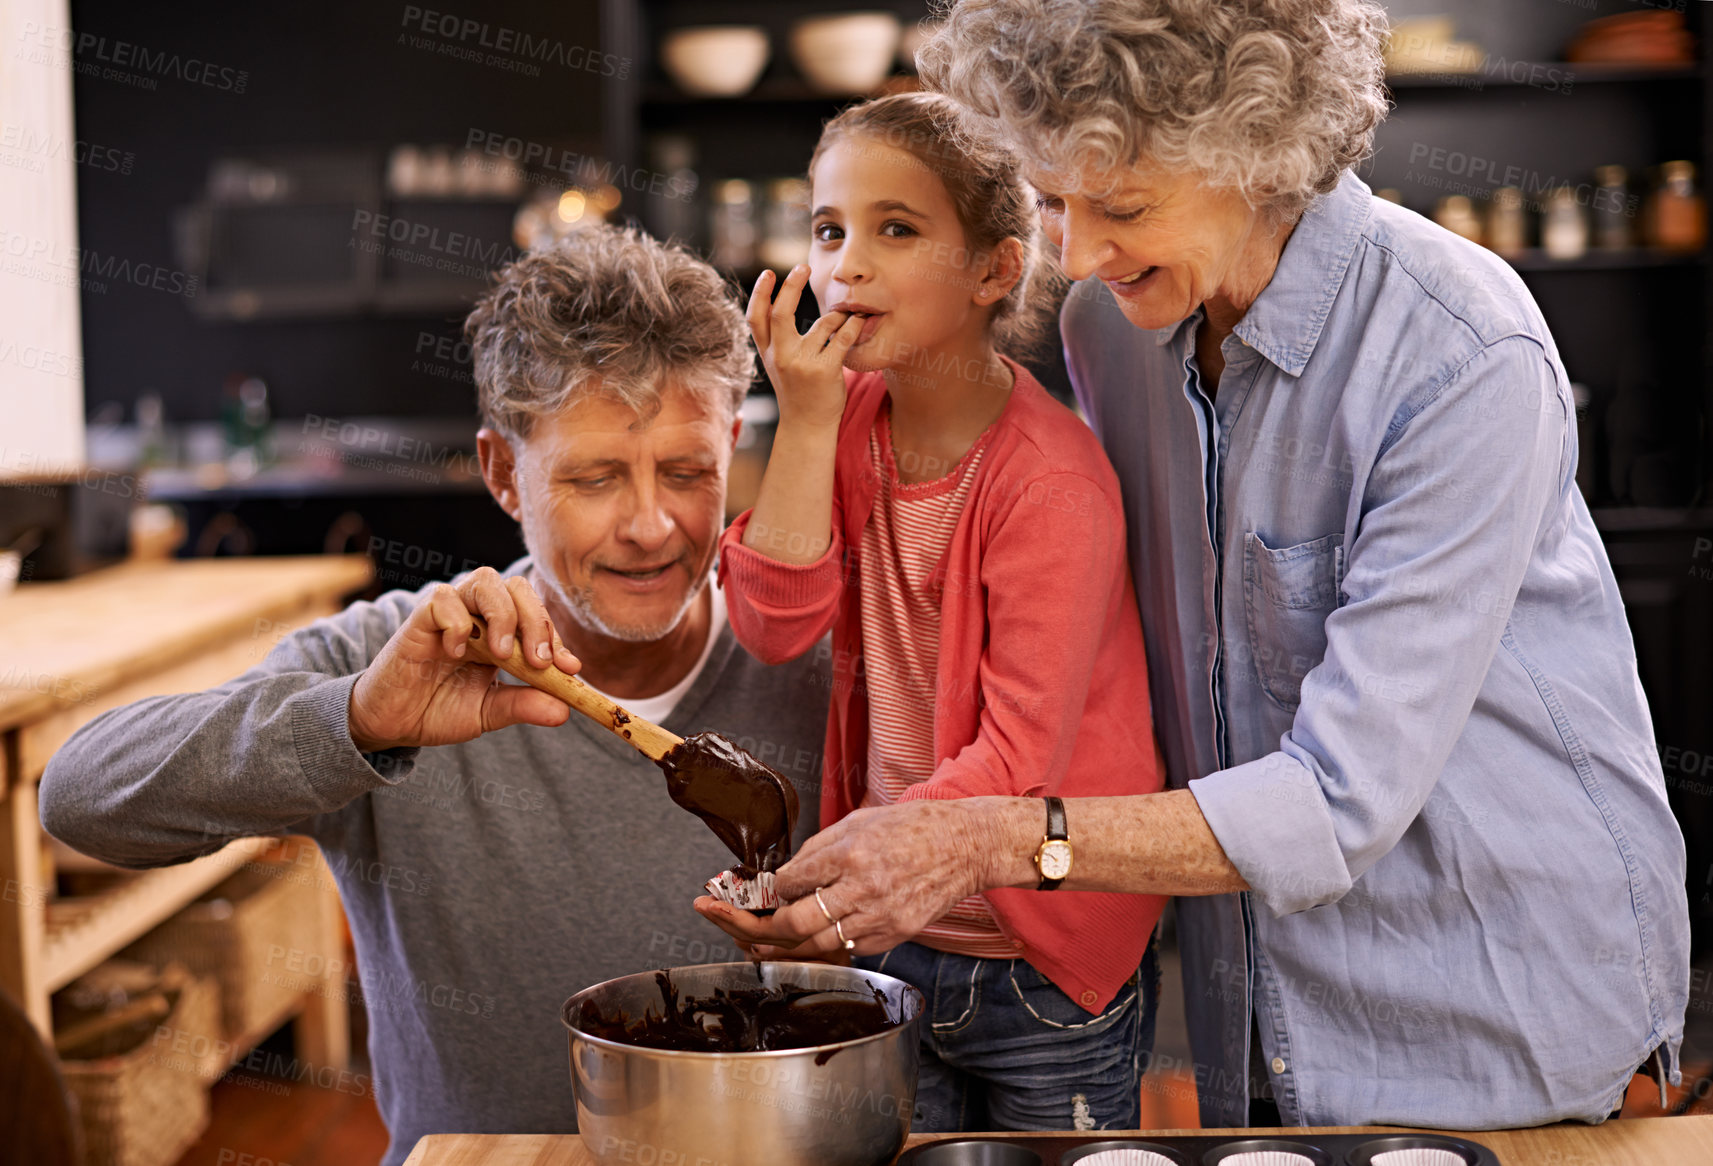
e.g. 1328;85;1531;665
895;1132;1498;1166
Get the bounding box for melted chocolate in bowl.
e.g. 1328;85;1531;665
577;970;900;1061
563;964;922;1166
656;733;800;874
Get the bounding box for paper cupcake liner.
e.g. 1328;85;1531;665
1218;1154;1317;1166
703;868;778;912
1073;1151;1178;1166
1372;1151;1469;1166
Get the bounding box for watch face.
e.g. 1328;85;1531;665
1039;840;1072;880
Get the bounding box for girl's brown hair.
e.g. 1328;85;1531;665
808;91;1065;356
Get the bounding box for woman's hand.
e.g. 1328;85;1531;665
747;265;864;431
347;567;580;752
694;799;1012;958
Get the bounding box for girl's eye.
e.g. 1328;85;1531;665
1035;195;1064;214
812;222;843;242
881;220;916;238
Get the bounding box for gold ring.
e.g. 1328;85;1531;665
814;886;836;925
834;917;855;952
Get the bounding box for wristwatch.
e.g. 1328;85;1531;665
1034;796;1072;890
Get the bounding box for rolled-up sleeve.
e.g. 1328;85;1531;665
1192;336;1570;915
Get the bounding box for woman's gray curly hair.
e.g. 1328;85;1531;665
916;0;1390;222
466;225;752;439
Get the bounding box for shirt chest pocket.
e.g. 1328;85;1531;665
1242;530;1346;711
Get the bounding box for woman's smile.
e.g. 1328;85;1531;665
1106;266;1162;298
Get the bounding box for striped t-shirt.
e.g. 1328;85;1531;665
858;408;1020;959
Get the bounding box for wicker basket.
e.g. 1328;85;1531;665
120;856;330;1041
56;962;219;1166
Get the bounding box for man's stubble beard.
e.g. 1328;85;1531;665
524;546;705;645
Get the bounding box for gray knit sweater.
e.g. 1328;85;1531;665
38;561;829;1166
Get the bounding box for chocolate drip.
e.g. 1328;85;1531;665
655;733;799;874
577;970;898;1056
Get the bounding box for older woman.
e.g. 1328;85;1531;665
699;0;1690;1131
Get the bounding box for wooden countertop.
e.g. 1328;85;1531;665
0;555;372;733
404;1116;1713;1166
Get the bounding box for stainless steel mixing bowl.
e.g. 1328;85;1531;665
562;961;923;1166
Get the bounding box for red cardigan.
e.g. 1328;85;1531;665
718;358;1165;1013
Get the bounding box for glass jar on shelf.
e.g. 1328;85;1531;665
759;178;812;272
1541;187;1588;261
1433;195;1483;245
1486;187;1527;257
1643;160;1706;254
644;134;700;246
709;179;759;271
1591;165;1631;251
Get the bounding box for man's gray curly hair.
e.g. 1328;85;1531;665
466;225;752;438
916;0;1390;222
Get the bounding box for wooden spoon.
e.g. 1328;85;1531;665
464;614;681;759
463;615;799;872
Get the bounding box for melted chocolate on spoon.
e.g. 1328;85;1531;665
655;733;799;875
578;970;897;1061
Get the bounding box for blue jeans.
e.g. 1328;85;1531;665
855;934;1158;1133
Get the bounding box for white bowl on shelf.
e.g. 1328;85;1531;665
659;25;770;97
789;12;902;95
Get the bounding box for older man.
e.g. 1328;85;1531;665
39;226;829;1165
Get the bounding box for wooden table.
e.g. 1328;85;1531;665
405;1117;1713;1165
0;555;371;1060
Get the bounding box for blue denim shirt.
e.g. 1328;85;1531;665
1062;170;1689;1129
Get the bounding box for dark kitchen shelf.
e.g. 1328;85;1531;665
191;280;487;321
1386;62;1701;90
1503;248;1707;272
145;464;489;502
1590;506;1713;534
193;285;367;321
372;280;490;315
641;74;919;107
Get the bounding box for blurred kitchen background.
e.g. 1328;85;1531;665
5;0;1713;1160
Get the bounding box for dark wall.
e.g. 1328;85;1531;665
70;0;605;423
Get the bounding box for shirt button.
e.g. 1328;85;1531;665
1271;1057;1287;1075
1080;990;1099;1007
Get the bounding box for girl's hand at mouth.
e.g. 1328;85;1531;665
747;265;866;431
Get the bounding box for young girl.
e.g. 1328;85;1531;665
712;93;1167;1133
